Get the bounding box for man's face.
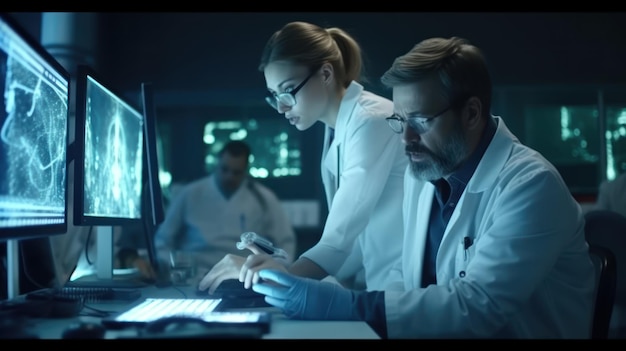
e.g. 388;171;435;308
215;152;248;194
392;78;469;182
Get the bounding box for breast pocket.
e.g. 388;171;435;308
455;236;475;279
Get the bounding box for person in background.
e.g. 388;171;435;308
592;172;626;217
199;21;407;294
125;140;296;282
251;36;596;339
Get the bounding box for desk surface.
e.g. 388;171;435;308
13;284;380;339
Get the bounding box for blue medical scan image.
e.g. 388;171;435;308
0;40;69;229
82;76;143;220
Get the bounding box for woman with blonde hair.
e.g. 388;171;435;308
199;21;407;293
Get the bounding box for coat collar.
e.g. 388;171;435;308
465;116;518;195
334;81;364;132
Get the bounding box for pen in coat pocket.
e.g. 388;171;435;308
463;236;473;260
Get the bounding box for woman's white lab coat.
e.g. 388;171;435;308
384;116;596;338
300;81;407;291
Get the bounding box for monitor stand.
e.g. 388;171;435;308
65;226;148;289
5;240;19;299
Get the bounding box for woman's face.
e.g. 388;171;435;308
264;61;326;131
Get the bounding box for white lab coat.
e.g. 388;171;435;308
385;116;595;338
300;81;407;291
154;175;296;277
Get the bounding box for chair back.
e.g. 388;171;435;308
585;210;626;338
588;245;617;339
585;210;626;298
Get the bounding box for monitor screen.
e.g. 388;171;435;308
73;64;144;226
0;13;70;241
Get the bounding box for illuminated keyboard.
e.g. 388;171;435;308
113;298;223;323
102;298;272;333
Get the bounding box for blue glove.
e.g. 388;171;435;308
252;269;357;321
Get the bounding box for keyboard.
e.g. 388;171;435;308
112;298;222;322
102;298;272;333
26;287;141;303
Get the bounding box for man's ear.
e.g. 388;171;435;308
464;96;483;130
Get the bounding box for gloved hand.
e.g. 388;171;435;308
252;269;357;321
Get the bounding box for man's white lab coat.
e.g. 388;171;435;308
385;116;595;338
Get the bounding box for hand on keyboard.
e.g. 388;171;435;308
198;243;288;295
198;255;247;294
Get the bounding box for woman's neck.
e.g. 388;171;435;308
319;86;346;129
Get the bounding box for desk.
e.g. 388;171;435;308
15;284;380;339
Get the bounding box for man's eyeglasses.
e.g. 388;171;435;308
386;99;462;134
265;69;318;110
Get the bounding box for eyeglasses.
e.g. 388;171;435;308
385;102;457;134
265;69;318;110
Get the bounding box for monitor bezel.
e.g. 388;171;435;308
0;13;70;241
141;82;165;228
140;81;167;278
72;63;144;227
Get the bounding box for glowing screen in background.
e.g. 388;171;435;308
0;18;68;229
82;75;143;219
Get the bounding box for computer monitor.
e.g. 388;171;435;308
0;12;70;300
141;82;165;229
0;13;70;241
69;64;145;288
139;81;168;283
73;64;144;226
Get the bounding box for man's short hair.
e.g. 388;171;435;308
218;140;252;164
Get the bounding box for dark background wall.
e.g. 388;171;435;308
6;11;626;254
100;12;626;95
13;12;625;98
9;11;626;195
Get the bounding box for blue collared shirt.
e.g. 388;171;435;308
353;117;498;338
421;117;497;286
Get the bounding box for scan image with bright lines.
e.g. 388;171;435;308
83;76;143;219
0;48;68;228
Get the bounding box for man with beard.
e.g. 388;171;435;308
250;36;596;339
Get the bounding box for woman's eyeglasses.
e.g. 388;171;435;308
265;69;318;110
